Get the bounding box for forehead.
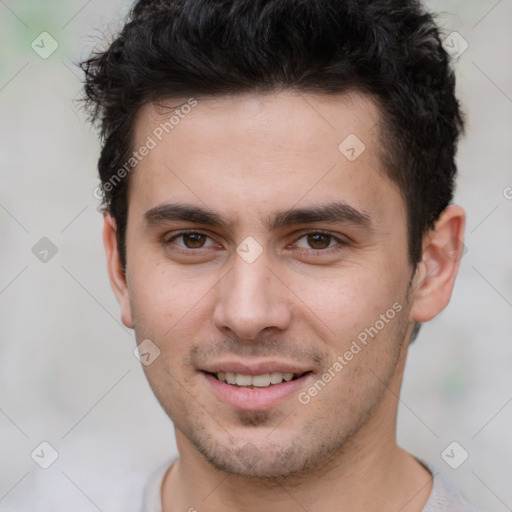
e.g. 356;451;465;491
127;90;402;226
133;90;382;159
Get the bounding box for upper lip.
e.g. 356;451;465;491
201;360;312;376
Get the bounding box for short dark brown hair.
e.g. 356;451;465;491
81;0;464;272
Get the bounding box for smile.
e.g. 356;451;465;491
201;370;313;411
208;371;305;388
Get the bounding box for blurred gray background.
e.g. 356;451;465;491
0;0;511;510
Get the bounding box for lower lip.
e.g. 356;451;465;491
202;372;312;411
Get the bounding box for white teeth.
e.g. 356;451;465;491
215;371;300;387
270;372;284;384
236;374;253;386
252;374;271;387
225;372;237;385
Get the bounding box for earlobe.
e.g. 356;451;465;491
410;205;466;323
103;214;134;329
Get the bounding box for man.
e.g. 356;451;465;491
82;0;484;510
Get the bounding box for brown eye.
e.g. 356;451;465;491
182;232;207;248
161;230;223;261
292;231;347;254
164;231;218;251
306;233;333;249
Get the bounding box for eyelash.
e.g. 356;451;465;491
162;230;348;255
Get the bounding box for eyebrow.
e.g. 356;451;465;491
144;201;373;231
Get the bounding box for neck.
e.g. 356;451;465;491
163;426;431;512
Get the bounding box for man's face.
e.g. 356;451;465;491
119;91;417;478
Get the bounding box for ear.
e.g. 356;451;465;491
103;214;134;329
410;205;466;323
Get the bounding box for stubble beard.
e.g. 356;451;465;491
170;310;411;483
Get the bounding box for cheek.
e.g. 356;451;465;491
292;264;406;335
127;258;218;341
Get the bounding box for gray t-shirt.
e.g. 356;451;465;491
139;459;485;512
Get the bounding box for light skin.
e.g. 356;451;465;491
103;90;465;511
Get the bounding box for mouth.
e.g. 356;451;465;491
204;370;310;388
200;368;314;411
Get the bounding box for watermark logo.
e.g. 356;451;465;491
31;441;59;469
442;32;469;60
338;134;366;161
32;237;58;263
134;339;161;366
31;32;59;59
441;237;468;262
236;236;263;264
441;441;469;469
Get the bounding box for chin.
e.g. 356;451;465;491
201;443;311;479
186;424;350;481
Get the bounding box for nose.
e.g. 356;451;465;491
212;251;292;340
